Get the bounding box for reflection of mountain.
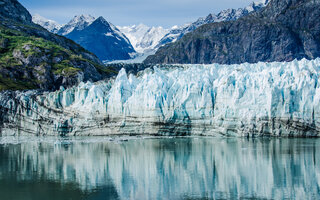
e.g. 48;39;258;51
0;137;319;199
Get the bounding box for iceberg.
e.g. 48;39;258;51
0;58;319;136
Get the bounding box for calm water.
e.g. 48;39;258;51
0;136;319;200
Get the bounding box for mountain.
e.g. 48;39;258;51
30;0;268;62
118;24;169;53
32;14;61;33
57;15;95;36
144;0;320;64
0;0;32;24
65;16;135;61
0;0;113;91
32;14;135;61
155;0;269;49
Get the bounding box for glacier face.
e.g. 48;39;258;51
1;59;320;136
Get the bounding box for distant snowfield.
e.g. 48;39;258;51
32;14;61;33
105;50;155;64
117;24;169;53
1;58;319;137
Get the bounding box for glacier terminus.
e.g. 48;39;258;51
0;58;319;137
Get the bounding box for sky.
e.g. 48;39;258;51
19;0;254;28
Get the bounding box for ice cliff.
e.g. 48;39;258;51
1;58;320;137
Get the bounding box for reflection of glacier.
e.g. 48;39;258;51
0;137;320;199
1;58;320;136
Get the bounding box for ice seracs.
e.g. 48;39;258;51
0;58;319;137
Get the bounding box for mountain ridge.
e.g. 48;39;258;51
144;0;320;64
57;15;96;36
31;0;269;61
155;0;269;49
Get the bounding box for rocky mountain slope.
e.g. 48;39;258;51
0;0;114;91
65;16;135;61
155;0;269;49
145;0;320;64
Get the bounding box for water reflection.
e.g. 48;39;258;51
0;137;320;199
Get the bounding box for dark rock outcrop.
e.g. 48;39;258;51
144;0;320;64
0;0;32;24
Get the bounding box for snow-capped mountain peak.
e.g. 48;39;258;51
118;24;169;53
65;16;135;61
117;24;150;49
32;14;61;33
70;15;95;25
57;14;96;35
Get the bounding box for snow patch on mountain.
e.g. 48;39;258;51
57;15;96;36
32;14;61;33
118;24;169;53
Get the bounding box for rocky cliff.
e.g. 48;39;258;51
144;0;320;64
0;0;114;91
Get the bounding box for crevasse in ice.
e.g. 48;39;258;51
1;58;319;136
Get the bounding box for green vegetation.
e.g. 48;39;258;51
0;26;69;64
0;74;35;91
93;63;117;76
52;63;81;77
0;25;107;91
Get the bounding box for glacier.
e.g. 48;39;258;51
0;58;320;137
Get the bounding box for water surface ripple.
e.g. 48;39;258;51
0;136;319;200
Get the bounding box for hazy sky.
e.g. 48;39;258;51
19;0;254;28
